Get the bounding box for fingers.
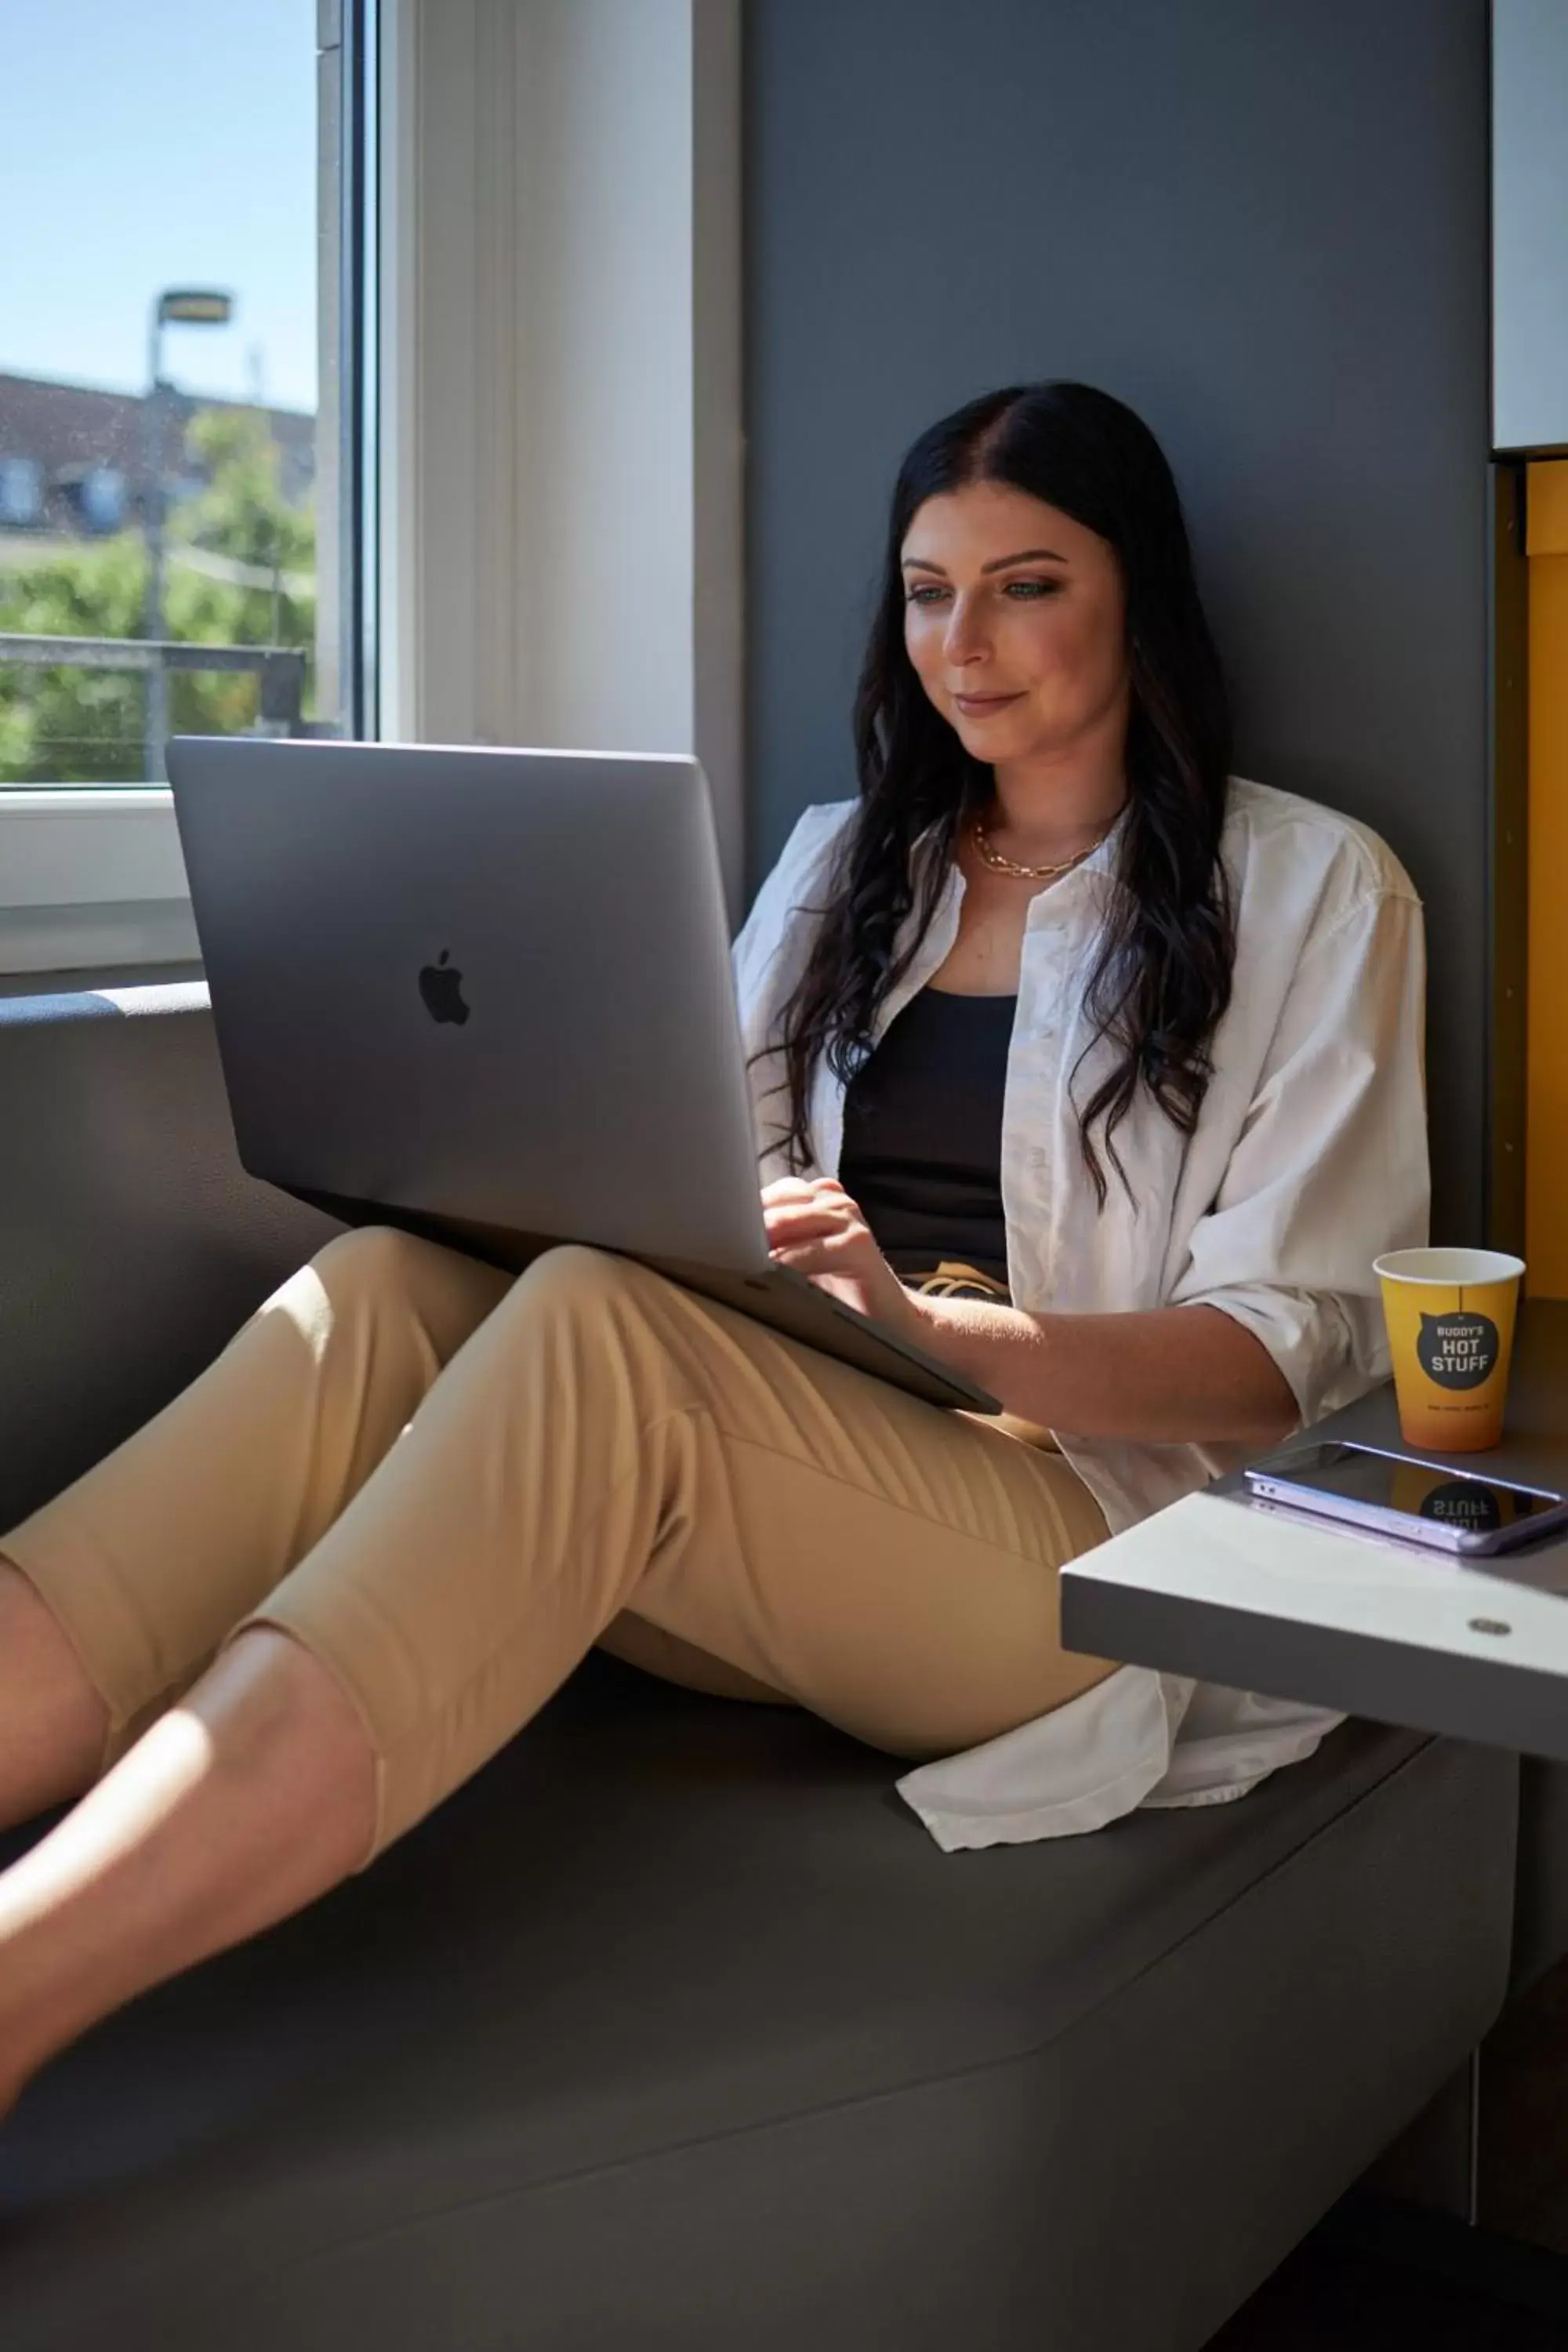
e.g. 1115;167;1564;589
760;1178;862;1261
765;1205;848;1245
760;1174;848;1203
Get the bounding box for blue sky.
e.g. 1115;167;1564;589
1;0;319;414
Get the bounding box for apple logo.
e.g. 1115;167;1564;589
418;948;470;1026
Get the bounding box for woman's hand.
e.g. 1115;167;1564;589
760;1178;921;1336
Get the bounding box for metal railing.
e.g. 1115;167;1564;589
0;631;307;742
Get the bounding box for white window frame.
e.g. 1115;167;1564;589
0;0;744;979
0;789;197;973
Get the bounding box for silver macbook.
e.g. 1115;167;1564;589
165;735;1000;1416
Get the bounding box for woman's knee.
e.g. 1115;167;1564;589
299;1233;648;1367
270;1225;420;1341
510;1242;649;1316
287;1225;509;1363
487;1245;677;1369
307;1223;496;1316
316;1230;623;1299
310;1223;430;1295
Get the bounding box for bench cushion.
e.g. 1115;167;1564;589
0;1653;1515;2352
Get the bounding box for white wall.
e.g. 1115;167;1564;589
383;0;744;909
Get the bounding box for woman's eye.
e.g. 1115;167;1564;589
902;579;1061;606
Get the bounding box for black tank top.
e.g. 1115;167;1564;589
838;985;1016;1286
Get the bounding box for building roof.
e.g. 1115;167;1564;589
0;371;314;536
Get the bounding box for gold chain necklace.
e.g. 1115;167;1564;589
970;809;1117;880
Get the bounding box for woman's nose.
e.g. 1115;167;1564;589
942;595;990;663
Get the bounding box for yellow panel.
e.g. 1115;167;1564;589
1526;461;1568;1296
1528;459;1568;559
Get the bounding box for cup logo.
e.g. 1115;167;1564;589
1416;1311;1499;1391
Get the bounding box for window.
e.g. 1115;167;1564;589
75;468;127;536
0;457;43;530
0;0;374;790
0;2;742;976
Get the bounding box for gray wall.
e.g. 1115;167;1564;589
743;0;1490;1243
1494;0;1568;453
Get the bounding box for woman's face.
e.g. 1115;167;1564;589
899;480;1130;771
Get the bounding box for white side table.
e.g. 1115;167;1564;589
1060;1301;1568;1758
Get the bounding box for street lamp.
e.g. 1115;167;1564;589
143;286;234;779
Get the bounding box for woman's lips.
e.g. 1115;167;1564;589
953;691;1024;716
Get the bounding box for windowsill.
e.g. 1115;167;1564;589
0;958;202;1000
0;787;195;975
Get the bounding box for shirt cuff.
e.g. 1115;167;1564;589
1179;1282;1356;1426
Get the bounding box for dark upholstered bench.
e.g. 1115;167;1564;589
0;988;1531;2350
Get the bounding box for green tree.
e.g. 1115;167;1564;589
165;407;316;740
0;403;316;784
0;535;148;782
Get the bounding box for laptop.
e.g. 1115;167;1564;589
165;735;1000;1416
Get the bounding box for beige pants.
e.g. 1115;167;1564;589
2;1229;1115;1868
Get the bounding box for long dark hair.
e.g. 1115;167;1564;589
764;380;1236;1207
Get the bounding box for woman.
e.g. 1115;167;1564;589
0;381;1426;2112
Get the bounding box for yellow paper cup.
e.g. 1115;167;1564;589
1374;1247;1526;1453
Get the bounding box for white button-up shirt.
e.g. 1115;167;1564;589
731;777;1429;1848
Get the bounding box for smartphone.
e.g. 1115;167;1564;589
1243;1441;1568;1557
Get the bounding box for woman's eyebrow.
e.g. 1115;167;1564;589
900;547;1070;575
